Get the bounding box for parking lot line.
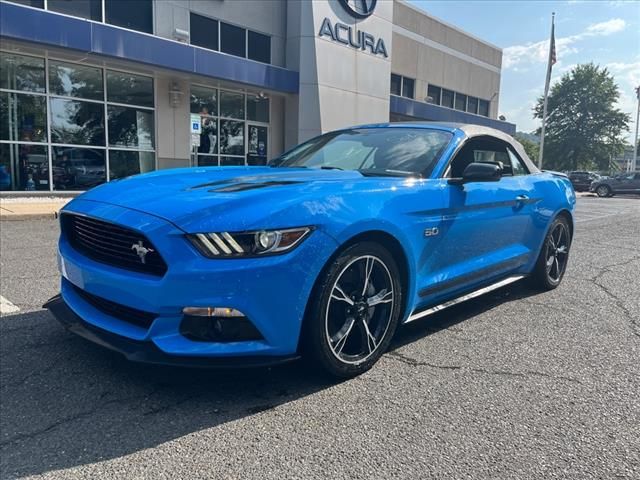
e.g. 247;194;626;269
0;296;20;314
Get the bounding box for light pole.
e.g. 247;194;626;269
632;86;639;172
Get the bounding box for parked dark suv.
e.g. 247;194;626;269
590;172;640;197
568;171;600;192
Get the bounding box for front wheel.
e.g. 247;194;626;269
302;242;403;378
529;216;572;291
596;185;611;197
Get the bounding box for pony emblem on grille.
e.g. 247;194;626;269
131;241;154;264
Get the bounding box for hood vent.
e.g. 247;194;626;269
209;181;302;193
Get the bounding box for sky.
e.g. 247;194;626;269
407;0;640;139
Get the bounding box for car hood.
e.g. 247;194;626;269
75;166;398;232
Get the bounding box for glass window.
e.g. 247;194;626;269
247;125;268;165
109;150;155;180
52;146;106;190
479;99;490;117
220;156;245;166
441;89;454;109
190;86;217;116
508;149;528;176
467;96;478;114
48;0;101;21
0;53;45;93
7;0;43;7
276;128;453;177
106;71;154;107
402;77;414;99
427;85;441;105
198;117;218;155
390;74;401;96
1;92;48;142
248;31;271;63
219;120;244;155
220;22;246;58
247;96;269;123
190;13;219;51
107;106;154;149
105;0;153;34
49;61;103;100
0;143;49;191
50;98;104;145
219;91;244;119
454;93;467;111
196;154;218;167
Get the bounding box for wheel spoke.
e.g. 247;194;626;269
361;257;374;296
331;284;354;306
359;317;378;353
552;257;560;279
331;316;356;355
367;288;393;307
557;245;568;255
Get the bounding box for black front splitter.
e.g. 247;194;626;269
43;294;300;369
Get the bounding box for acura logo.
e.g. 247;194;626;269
338;0;377;19
131;240;154;264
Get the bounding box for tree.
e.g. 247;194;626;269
534;63;629;171
515;134;540;162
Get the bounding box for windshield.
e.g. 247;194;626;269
272;128;453;177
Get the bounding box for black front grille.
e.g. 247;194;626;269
72;284;157;329
61;213;167;276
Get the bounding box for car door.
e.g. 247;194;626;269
417;138;536;304
617;172;640;193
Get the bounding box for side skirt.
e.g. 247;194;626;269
405;275;526;323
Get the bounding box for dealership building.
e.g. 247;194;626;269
0;0;515;192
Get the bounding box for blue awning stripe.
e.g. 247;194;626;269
390;95;516;134
0;2;299;94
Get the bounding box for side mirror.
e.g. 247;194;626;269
449;162;502;185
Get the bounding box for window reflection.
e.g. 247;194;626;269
0;92;48;143
49;61;103;100
109;150;155;180
0;143;49;191
0;53;45;93
220;120;244;156
50;98;105;146
52;146;106;190
106;71;154;107
108;106;154;149
220;91;244;119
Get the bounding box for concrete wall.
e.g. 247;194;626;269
154;0;288;67
391;0;502;118
285;0;393;145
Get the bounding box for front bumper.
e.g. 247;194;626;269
54;199;339;361
44;294;299;368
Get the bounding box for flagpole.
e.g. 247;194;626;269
538;12;555;169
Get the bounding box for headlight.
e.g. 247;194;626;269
188;227;312;258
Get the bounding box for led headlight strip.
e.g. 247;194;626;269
189;227;312;258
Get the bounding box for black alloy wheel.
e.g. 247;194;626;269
303;242;403;378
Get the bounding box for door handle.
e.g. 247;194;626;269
514;195;529;208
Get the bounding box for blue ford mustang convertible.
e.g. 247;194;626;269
45;123;576;377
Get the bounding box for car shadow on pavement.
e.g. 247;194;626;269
0;281;534;478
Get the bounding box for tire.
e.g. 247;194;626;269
529;216;572;291
596;185;611;197
302;242;403;378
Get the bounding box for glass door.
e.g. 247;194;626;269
246;124;269;166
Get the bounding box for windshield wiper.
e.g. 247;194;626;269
319;166;344;170
359;169;421;178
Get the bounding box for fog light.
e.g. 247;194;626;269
182;307;244;317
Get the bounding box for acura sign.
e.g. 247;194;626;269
318;0;388;57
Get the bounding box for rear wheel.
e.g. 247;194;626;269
596;185;611;197
529;216;571;291
302;242;403;378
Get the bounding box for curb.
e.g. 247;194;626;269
0;212;59;221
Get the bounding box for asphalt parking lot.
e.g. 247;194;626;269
1;195;639;479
